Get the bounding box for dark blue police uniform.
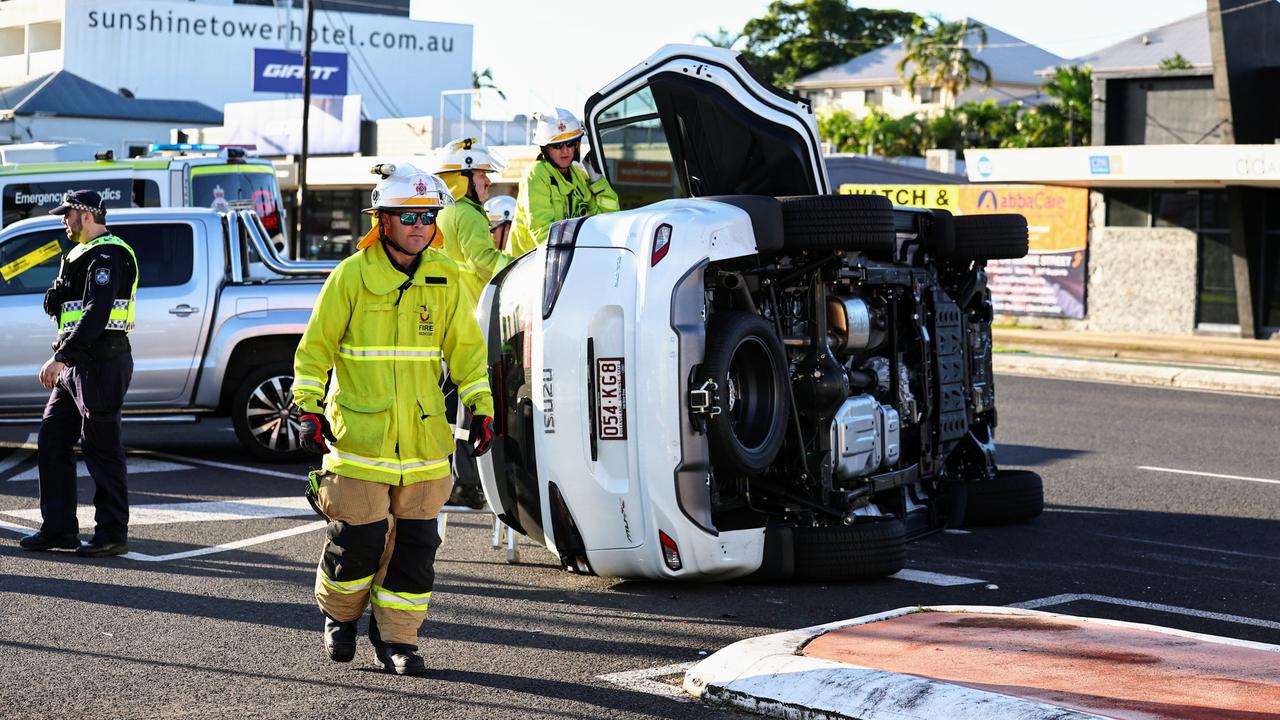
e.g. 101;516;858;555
19;190;136;557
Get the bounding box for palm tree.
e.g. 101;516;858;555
471;67;506;101
695;26;744;50
897;16;992;108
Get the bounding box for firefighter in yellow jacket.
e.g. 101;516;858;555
508;107;619;257
431;137;513;304
292;162;494;676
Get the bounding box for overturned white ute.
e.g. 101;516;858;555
474;45;1042;582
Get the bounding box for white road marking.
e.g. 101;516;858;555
597;661;696;701
0;518;34;534
1096;533;1280;562
891;568;985;586
7;457;191;483
123;520;327;562
1138;465;1280;486
1011;593;1280;632
0;433;38;476
128;449;304;481
942;528;972;535
2;496;313;528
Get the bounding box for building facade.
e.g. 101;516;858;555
791;20;1063;118
0;0;471;120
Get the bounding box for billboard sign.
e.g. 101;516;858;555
838;183;1090;319
253;48;348;95
225;95;362;156
68;0;472;120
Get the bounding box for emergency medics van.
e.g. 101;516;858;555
0;143;287;246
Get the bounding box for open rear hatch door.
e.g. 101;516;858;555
584;44;830;201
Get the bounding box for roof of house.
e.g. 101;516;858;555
1070;12;1211;75
793;19;1065;89
0;71;222;124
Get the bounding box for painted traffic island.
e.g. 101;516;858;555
685;606;1280;720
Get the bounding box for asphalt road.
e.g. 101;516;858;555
0;375;1277;719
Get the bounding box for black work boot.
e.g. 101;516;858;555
369;614;426;675
18;531;80;551
375;643;427;676
323;615;357;663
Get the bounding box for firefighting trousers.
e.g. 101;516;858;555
37;354;134;542
313;472;451;645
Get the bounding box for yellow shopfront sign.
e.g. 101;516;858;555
839;183;1090;319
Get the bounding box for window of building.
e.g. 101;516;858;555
296;189;364;260
1263;198;1280;330
1104;188;1149;226
1104;189;1238;327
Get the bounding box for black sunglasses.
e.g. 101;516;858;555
546;139;579;151
393;210;437;226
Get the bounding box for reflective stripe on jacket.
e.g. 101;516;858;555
57;235;137;334
292;242;494;485
508;159;620;257
437;196;512;304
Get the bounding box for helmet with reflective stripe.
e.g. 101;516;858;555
363;161;454;214
430;137;507;175
532;107;584;146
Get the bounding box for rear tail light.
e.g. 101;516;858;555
650;223;672;266
542;217;585;319
659;530;682;571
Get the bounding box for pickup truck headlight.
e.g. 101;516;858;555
542;217;585;320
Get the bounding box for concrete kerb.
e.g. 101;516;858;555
682;605;1280;720
993;353;1280;397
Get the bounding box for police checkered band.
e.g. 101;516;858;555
62;202;102;213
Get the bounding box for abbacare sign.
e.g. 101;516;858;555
68;0;472;120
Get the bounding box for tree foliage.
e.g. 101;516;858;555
1158;52;1194;71
818;67;1093;156
737;0;919;86
897;15;992;106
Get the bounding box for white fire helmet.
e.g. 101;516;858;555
484;194;516;229
431;137;507;175
532;107;584;146
363;161;454;214
358;162;453;249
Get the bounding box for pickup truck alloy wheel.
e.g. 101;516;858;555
232;362;308;462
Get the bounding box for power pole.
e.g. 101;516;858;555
294;0;315;257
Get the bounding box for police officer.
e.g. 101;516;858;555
293;163;494;675
19;190;137;558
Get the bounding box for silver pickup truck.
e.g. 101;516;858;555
0;208;333;461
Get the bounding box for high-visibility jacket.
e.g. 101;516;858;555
436;196;512;303
57;234;138;335
292;241;494;485
508;159;619;257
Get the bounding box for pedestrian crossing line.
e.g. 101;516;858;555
891;568;986;586
124;520;327;562
6;457;192;483
2;496;315;528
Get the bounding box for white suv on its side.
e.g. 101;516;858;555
475;45;1040;582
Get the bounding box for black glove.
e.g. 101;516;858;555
299;413;336;454
468;415;494;456
43;278;69;318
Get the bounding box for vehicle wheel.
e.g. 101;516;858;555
792;519;906;581
963;469;1044;526
231;362;309;463
946;214;1029;261
700;311;789;476
777;194;896;253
